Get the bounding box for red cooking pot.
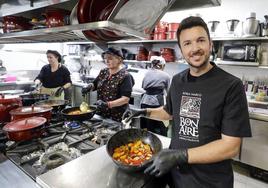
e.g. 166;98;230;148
3;116;47;141
42;8;70;28
3;16;33;33
9;105;52;122
0;95;22;123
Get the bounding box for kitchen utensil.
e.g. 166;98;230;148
3;116;47;141
70;3;88;40
80;94;89;113
226;19;239;33
0;95;22;123
42;8;70;28
19;93;50;106
10;105;52;121
77;0;102;42
106;128;162;172
34;99;69;112
3;16;33;33
61;106;96;121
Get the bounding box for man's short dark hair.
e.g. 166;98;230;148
176;16;210;47
46;50;62;62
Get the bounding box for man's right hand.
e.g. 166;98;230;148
81;83;93;96
122;108;147;123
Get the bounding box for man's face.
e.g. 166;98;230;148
103;54;122;69
179;26;212;69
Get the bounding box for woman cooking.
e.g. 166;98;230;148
34;50;72;100
81;47;133;122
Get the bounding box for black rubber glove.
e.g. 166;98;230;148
95;100;108;110
144;149;188;177
81;83;93;96
122;108;147;123
55;87;64;97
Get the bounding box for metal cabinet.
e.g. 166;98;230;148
240;119;268;171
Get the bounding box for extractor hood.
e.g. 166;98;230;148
0;0;221;44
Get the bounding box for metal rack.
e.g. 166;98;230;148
0;0;222;44
0;21;147;44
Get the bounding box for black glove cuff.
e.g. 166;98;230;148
177;149;188;165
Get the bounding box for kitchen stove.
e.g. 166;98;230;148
0;117;121;180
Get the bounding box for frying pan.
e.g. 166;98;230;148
61;106;96;121
19;93;50;106
106;128;162;172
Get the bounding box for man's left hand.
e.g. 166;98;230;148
144;149;188;177
95;100;108;110
54;87;64;97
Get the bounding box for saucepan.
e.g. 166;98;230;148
3;116;47;142
106;128;162;172
34;99;69;112
61;106;96;121
9;105;52;122
0;95;22;123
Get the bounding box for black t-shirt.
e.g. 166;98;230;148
164;62;251;188
35;64;72;88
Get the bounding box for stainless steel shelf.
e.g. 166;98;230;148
109;37;268;44
212;36;268;41
109;39;177;44
215;60;259;66
0;21;147;44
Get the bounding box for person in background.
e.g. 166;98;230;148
140;56;170;136
81;47;133;122
34;50;72;100
122;16;251;187
0;59;7;75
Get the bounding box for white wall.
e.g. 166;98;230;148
0;43;63;71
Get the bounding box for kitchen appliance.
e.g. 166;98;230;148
260;15;268;37
226;19;239;36
0;116;121;180
208;20;220;36
222;44;257;62
243;13;259;37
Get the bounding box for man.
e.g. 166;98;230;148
123;16;251;187
140;56;170;136
81;47;134;122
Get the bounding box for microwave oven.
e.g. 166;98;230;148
222;44;257;62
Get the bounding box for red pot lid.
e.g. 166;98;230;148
3;116;47;132
9;106;52;115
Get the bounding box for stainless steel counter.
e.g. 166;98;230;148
0;154;40;188
36;135;171;188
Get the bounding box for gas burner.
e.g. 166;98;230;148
2;117;120;179
34;142;81;170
